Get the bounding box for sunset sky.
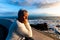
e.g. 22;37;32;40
0;0;60;17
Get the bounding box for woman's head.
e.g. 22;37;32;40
18;9;28;20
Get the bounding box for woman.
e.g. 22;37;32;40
6;9;34;40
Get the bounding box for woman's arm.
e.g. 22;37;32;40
23;19;32;37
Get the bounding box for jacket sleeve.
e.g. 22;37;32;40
16;21;32;38
24;22;32;37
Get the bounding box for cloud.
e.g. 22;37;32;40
0;0;60;17
8;0;60;8
28;2;60;16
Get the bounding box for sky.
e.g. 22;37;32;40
0;0;60;17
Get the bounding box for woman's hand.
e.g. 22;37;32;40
23;14;28;24
23;19;28;24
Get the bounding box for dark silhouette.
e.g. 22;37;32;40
0;24;8;40
31;23;48;31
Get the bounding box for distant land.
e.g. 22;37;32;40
29;16;60;20
0;15;60;20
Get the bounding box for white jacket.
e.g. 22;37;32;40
6;20;32;40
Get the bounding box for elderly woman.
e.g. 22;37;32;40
6;9;34;40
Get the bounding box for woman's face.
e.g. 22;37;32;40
23;12;28;19
20;12;28;21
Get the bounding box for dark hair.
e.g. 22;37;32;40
18;9;28;18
